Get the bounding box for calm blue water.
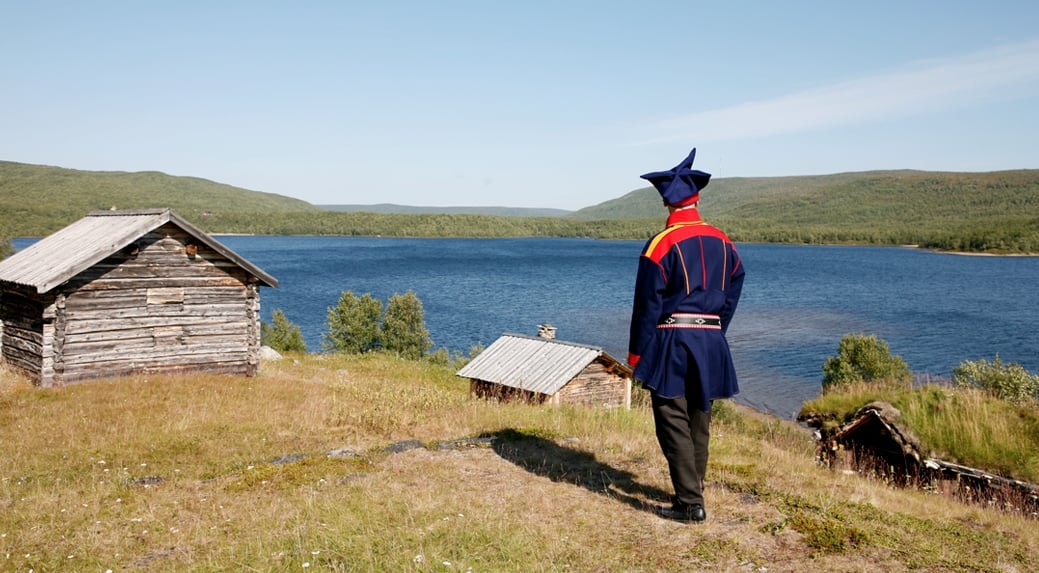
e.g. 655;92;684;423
12;237;1039;418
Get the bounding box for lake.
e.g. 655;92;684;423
11;236;1038;418
212;236;1039;419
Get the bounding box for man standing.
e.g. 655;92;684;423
628;148;745;523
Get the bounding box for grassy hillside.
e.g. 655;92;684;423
320;203;572;218
2;354;1037;571
0;161;320;236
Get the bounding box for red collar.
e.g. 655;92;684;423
665;208;704;227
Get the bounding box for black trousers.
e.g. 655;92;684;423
651;393;712;507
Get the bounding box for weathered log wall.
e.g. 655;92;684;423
470;379;547;404
0;287;45;381
554;362;631;408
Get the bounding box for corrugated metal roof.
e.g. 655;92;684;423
0;208;277;293
456;333;631;395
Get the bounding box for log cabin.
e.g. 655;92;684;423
0;208;277;386
457;329;632;409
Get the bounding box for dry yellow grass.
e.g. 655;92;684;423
1;353;1037;572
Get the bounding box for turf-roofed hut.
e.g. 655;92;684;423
457;328;633;409
809;401;1039;513
0;208;277;386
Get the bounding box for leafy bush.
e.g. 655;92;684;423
260;309;307;353
323;291;383;353
382;290;432;360
953;355;1039;405
821;334;911;392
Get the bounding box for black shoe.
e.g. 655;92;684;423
657;503;706;523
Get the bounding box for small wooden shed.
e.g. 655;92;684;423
0;208;277;386
457;332;632;409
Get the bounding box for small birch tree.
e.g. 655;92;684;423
381;290;432;360
323;291;383;354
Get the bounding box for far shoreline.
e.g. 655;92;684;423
11;235;1038;257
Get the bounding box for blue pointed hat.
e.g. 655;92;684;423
640;147;711;207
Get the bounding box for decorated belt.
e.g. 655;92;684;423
657;313;722;329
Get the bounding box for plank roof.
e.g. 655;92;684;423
456;333;631;396
0;208;277;293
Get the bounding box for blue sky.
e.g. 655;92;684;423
3;1;1038;210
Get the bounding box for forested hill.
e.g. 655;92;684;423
0;161;319;236
571;169;1039;253
320;203;571;218
573;169;1039;221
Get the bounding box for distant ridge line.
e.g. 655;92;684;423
318;204;573;218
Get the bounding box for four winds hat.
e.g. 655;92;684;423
640;147;711;207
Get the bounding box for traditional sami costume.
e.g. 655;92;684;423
627;148;745;520
628;148;745;410
627;207;744;410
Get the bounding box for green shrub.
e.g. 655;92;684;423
821;334;911;392
323;291;383;354
427;347;451;366
0;236;12;260
260;309;307;353
953;355;1039;405
382;290;432;360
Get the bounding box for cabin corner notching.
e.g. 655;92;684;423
0;208;277;386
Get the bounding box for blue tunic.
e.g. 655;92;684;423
627;208;745;409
